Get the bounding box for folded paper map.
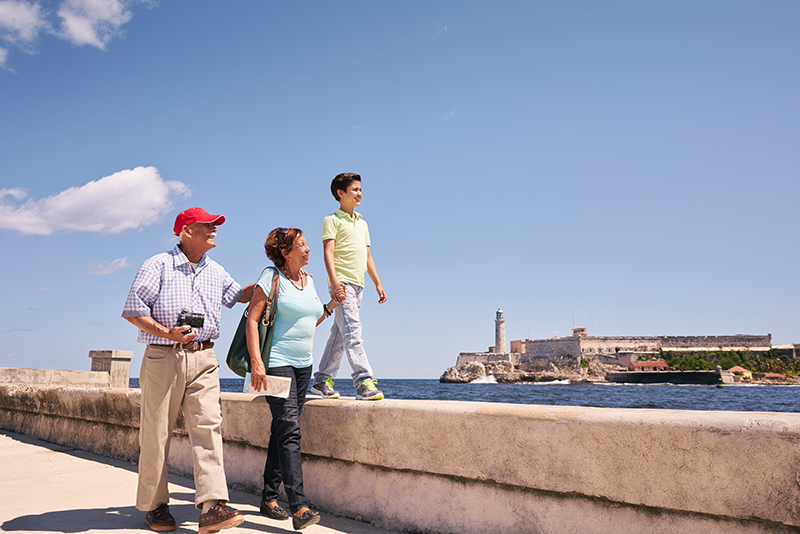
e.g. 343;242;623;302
243;373;291;398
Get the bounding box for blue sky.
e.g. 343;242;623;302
1;1;798;380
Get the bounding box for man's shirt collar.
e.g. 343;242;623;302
170;244;208;269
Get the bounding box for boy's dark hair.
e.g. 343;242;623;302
331;173;361;201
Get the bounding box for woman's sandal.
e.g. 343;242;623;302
292;509;320;530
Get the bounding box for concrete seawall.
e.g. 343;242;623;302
1;383;799;534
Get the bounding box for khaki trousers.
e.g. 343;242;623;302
136;344;228;511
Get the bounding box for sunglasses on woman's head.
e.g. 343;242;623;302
277;228;289;248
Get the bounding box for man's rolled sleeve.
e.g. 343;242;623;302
221;271;243;309
122;263;160;318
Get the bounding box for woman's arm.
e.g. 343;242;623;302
315;285;346;327
245;284;269;391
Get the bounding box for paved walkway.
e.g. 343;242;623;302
0;429;399;534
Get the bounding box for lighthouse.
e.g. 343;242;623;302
495;308;506;354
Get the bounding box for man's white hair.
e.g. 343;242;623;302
178;226;190;245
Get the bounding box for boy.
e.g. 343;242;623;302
311;173;387;400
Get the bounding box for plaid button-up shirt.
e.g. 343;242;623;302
122;245;243;345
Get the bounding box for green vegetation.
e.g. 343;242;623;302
580;358;590;369
660;349;800;376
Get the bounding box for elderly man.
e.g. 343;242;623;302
122;207;253;534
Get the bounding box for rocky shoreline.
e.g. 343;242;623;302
439;356;800;385
440;355;618;384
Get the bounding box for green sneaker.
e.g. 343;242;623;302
310;378;340;399
356;379;384;400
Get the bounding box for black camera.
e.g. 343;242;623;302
178;309;205;335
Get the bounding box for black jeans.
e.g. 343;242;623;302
261;365;312;513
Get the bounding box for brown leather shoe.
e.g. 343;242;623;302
145;503;177;532
198;503;244;534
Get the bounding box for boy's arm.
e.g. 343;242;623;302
323;239;344;302
366;247;387;304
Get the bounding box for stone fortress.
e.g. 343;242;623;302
440;309;787;383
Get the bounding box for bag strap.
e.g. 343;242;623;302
262;267;280;326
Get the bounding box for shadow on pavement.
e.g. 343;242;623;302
1;503;197;533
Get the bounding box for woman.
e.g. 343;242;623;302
245;227;343;530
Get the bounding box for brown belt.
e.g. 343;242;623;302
151;341;214;351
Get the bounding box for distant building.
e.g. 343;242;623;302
762;372;788;380
508;327;773;367
457;312;776;369
632;361;669;372
493;309;506;353
728;366;753;380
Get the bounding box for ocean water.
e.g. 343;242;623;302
129;378;800;413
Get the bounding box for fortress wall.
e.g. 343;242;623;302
507;334;774;362
581;338;660;355
520;338;582;360
659;334;772;349
455;352;519;367
2;383;799;534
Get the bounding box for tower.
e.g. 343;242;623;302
495;308;506;354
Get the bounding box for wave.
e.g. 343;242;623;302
525;379;571;385
469;375;498;384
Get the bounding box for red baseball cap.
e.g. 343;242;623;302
173;207;226;235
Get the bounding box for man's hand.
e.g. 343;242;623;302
238;284;255;303
170;325;197;343
124;316;197;343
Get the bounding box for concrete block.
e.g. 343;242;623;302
89;350;133;388
0;367;110;387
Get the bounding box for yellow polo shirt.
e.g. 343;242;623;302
321;209;371;287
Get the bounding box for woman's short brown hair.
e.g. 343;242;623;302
264;227;303;269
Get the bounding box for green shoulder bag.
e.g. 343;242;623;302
225;267;280;378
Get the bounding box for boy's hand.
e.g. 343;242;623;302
376;284;387;304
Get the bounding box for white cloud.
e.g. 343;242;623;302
0;1;48;48
442;98;457;122
0;327;37;333
0;0;144;66
0;187;28;200
37;287;52;293
57;0;132;49
0;166;190;235
87;257;132;275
